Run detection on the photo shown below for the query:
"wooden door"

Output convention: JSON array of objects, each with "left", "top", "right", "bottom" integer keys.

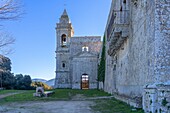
[{"left": 81, "top": 74, "right": 89, "bottom": 89}]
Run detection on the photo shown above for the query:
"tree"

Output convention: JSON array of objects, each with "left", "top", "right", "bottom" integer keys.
[
  {"left": 0, "top": 55, "right": 14, "bottom": 89},
  {"left": 1, "top": 72, "right": 15, "bottom": 89},
  {"left": 0, "top": 0, "right": 21, "bottom": 21},
  {"left": 14, "top": 74, "right": 32, "bottom": 90},
  {"left": 14, "top": 74, "right": 23, "bottom": 89},
  {"left": 0, "top": 54, "right": 11, "bottom": 71},
  {"left": 98, "top": 35, "right": 106, "bottom": 83},
  {"left": 22, "top": 75, "right": 32, "bottom": 89},
  {"left": 0, "top": 0, "right": 22, "bottom": 54}
]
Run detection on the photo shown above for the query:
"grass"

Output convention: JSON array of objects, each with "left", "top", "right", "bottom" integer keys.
[
  {"left": 91, "top": 98, "right": 144, "bottom": 113},
  {"left": 0, "top": 90, "right": 22, "bottom": 95},
  {"left": 51, "top": 89, "right": 111, "bottom": 98},
  {"left": 0, "top": 89, "right": 111, "bottom": 104},
  {"left": 0, "top": 89, "right": 144, "bottom": 113}
]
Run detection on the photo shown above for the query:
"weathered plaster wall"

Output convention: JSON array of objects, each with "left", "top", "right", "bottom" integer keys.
[{"left": 72, "top": 55, "right": 98, "bottom": 89}]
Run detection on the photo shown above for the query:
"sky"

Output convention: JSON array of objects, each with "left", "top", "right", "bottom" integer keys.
[{"left": 3, "top": 0, "right": 111, "bottom": 80}]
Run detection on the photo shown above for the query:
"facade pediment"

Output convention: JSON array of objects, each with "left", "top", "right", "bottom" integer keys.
[{"left": 74, "top": 52, "right": 97, "bottom": 58}]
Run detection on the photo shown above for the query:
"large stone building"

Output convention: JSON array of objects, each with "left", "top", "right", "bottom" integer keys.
[
  {"left": 104, "top": 0, "right": 170, "bottom": 112},
  {"left": 54, "top": 10, "right": 101, "bottom": 89}
]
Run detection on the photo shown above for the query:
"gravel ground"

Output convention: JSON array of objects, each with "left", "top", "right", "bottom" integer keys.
[{"left": 0, "top": 101, "right": 97, "bottom": 113}]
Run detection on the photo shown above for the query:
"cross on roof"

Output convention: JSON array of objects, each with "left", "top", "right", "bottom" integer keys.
[{"left": 64, "top": 0, "right": 67, "bottom": 8}]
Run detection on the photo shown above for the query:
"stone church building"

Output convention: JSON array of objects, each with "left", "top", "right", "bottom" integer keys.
[
  {"left": 104, "top": 0, "right": 170, "bottom": 112},
  {"left": 54, "top": 10, "right": 101, "bottom": 89}
]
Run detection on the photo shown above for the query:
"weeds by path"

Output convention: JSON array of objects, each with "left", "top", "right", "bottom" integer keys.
[{"left": 91, "top": 98, "right": 144, "bottom": 113}]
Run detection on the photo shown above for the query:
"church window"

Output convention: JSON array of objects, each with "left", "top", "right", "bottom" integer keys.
[
  {"left": 61, "top": 34, "right": 67, "bottom": 47},
  {"left": 113, "top": 65, "right": 116, "bottom": 71},
  {"left": 62, "top": 63, "right": 65, "bottom": 68},
  {"left": 82, "top": 46, "right": 89, "bottom": 52}
]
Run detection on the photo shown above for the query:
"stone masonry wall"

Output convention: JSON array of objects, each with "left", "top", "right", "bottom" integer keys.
[
  {"left": 143, "top": 83, "right": 170, "bottom": 113},
  {"left": 70, "top": 36, "right": 101, "bottom": 89},
  {"left": 105, "top": 0, "right": 156, "bottom": 97},
  {"left": 71, "top": 53, "right": 99, "bottom": 89},
  {"left": 104, "top": 0, "right": 170, "bottom": 109},
  {"left": 154, "top": 0, "right": 170, "bottom": 82},
  {"left": 70, "top": 36, "right": 101, "bottom": 58}
]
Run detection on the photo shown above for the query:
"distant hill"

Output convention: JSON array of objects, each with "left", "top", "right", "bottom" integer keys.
[
  {"left": 45, "top": 78, "right": 55, "bottom": 87},
  {"left": 32, "top": 78, "right": 55, "bottom": 87},
  {"left": 32, "top": 78, "right": 47, "bottom": 83}
]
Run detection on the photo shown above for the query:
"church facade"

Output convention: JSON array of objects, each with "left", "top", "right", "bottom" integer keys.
[{"left": 54, "top": 10, "right": 101, "bottom": 89}]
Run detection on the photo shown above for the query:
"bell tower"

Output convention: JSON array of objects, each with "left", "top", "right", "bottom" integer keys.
[
  {"left": 56, "top": 9, "right": 74, "bottom": 50},
  {"left": 55, "top": 9, "right": 74, "bottom": 88}
]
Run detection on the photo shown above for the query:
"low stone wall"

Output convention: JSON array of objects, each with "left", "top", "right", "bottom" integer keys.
[
  {"left": 113, "top": 93, "right": 142, "bottom": 108},
  {"left": 143, "top": 82, "right": 170, "bottom": 113}
]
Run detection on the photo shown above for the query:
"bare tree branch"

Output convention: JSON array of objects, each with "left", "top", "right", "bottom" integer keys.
[
  {"left": 0, "top": 0, "right": 22, "bottom": 21},
  {"left": 0, "top": 0, "right": 23, "bottom": 55},
  {"left": 0, "top": 32, "right": 15, "bottom": 55}
]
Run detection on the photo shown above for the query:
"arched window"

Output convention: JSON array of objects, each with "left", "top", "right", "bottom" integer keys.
[
  {"left": 82, "top": 46, "right": 89, "bottom": 52},
  {"left": 61, "top": 34, "right": 66, "bottom": 46}
]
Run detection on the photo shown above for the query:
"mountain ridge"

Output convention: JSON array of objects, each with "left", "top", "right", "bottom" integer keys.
[{"left": 32, "top": 78, "right": 55, "bottom": 87}]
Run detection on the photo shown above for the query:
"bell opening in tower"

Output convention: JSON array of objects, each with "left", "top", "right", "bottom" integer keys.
[{"left": 61, "top": 34, "right": 67, "bottom": 47}]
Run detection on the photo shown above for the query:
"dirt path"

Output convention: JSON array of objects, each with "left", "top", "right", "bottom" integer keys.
[
  {"left": 0, "top": 91, "right": 26, "bottom": 99},
  {"left": 0, "top": 93, "right": 113, "bottom": 113},
  {"left": 0, "top": 101, "right": 97, "bottom": 113},
  {"left": 0, "top": 93, "right": 20, "bottom": 99}
]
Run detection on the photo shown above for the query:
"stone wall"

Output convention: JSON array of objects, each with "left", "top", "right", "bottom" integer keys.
[
  {"left": 143, "top": 83, "right": 170, "bottom": 113},
  {"left": 105, "top": 0, "right": 154, "bottom": 97},
  {"left": 154, "top": 0, "right": 170, "bottom": 82},
  {"left": 55, "top": 51, "right": 72, "bottom": 88},
  {"left": 70, "top": 36, "right": 101, "bottom": 89},
  {"left": 104, "top": 0, "right": 170, "bottom": 110},
  {"left": 70, "top": 36, "right": 101, "bottom": 57},
  {"left": 71, "top": 53, "right": 98, "bottom": 89}
]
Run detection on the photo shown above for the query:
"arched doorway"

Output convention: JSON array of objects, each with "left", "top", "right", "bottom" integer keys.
[{"left": 81, "top": 73, "right": 89, "bottom": 89}]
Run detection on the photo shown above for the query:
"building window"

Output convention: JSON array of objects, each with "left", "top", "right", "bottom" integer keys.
[
  {"left": 113, "top": 64, "right": 116, "bottom": 71},
  {"left": 61, "top": 34, "right": 66, "bottom": 47},
  {"left": 62, "top": 63, "right": 65, "bottom": 68},
  {"left": 82, "top": 46, "right": 89, "bottom": 52}
]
